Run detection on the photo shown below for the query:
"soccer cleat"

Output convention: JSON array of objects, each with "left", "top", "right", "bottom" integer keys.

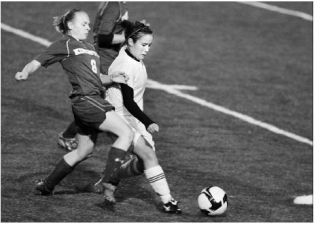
[
  {"left": 79, "top": 154, "right": 137, "bottom": 194},
  {"left": 57, "top": 132, "right": 78, "bottom": 151},
  {"left": 75, "top": 181, "right": 104, "bottom": 194},
  {"left": 162, "top": 199, "right": 182, "bottom": 214},
  {"left": 35, "top": 179, "right": 53, "bottom": 196},
  {"left": 82, "top": 178, "right": 104, "bottom": 194},
  {"left": 102, "top": 182, "right": 117, "bottom": 204}
]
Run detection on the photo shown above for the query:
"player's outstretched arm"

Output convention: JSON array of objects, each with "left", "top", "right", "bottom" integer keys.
[
  {"left": 15, "top": 60, "right": 41, "bottom": 81},
  {"left": 100, "top": 72, "right": 129, "bottom": 85}
]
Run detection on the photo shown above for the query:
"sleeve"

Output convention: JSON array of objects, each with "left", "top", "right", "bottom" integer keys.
[
  {"left": 96, "top": 33, "right": 114, "bottom": 48},
  {"left": 120, "top": 83, "right": 154, "bottom": 128},
  {"left": 34, "top": 40, "right": 68, "bottom": 68}
]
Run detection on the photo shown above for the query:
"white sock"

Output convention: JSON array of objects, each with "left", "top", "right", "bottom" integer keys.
[{"left": 144, "top": 165, "right": 172, "bottom": 204}]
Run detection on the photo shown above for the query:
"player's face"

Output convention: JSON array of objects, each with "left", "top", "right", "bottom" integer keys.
[
  {"left": 129, "top": 34, "right": 153, "bottom": 61},
  {"left": 69, "top": 12, "right": 90, "bottom": 40}
]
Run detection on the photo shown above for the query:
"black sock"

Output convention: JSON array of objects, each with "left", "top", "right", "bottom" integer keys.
[
  {"left": 104, "top": 153, "right": 144, "bottom": 186},
  {"left": 102, "top": 147, "right": 128, "bottom": 184},
  {"left": 63, "top": 121, "right": 78, "bottom": 138},
  {"left": 118, "top": 154, "right": 144, "bottom": 178},
  {"left": 45, "top": 158, "right": 74, "bottom": 190}
]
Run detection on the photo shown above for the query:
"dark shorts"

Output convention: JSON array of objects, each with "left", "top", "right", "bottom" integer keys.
[{"left": 71, "top": 95, "right": 115, "bottom": 135}]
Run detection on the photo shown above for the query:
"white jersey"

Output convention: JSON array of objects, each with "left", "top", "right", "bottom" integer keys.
[
  {"left": 106, "top": 47, "right": 147, "bottom": 116},
  {"left": 106, "top": 47, "right": 155, "bottom": 149}
]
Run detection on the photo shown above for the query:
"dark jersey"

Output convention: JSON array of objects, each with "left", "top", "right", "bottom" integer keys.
[
  {"left": 92, "top": 2, "right": 128, "bottom": 74},
  {"left": 35, "top": 35, "right": 104, "bottom": 98}
]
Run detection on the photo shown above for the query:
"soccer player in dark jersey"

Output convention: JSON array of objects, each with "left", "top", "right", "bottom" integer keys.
[
  {"left": 15, "top": 9, "right": 134, "bottom": 203},
  {"left": 58, "top": 2, "right": 129, "bottom": 151},
  {"left": 53, "top": 2, "right": 146, "bottom": 198}
]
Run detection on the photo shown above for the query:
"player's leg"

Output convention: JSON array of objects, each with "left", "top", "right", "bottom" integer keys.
[
  {"left": 81, "top": 144, "right": 144, "bottom": 194},
  {"left": 133, "top": 136, "right": 181, "bottom": 214},
  {"left": 106, "top": 133, "right": 144, "bottom": 181},
  {"left": 36, "top": 132, "right": 97, "bottom": 195},
  {"left": 105, "top": 121, "right": 152, "bottom": 181},
  {"left": 117, "top": 152, "right": 144, "bottom": 178},
  {"left": 58, "top": 120, "right": 79, "bottom": 151},
  {"left": 115, "top": 121, "right": 155, "bottom": 179},
  {"left": 98, "top": 110, "right": 134, "bottom": 203},
  {"left": 90, "top": 125, "right": 145, "bottom": 193}
]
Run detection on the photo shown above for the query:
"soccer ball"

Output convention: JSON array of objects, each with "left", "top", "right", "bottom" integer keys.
[{"left": 198, "top": 186, "right": 228, "bottom": 216}]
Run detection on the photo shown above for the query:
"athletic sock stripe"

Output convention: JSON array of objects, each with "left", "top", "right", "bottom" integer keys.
[
  {"left": 148, "top": 173, "right": 165, "bottom": 181},
  {"left": 148, "top": 175, "right": 165, "bottom": 183},
  {"left": 148, "top": 173, "right": 165, "bottom": 183}
]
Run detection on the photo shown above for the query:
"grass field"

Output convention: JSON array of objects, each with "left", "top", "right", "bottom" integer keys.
[{"left": 1, "top": 1, "right": 313, "bottom": 222}]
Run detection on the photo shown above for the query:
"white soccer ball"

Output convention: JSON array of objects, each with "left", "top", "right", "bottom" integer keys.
[{"left": 198, "top": 186, "right": 228, "bottom": 216}]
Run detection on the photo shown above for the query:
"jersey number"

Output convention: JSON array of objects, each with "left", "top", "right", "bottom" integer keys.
[{"left": 91, "top": 59, "right": 97, "bottom": 74}]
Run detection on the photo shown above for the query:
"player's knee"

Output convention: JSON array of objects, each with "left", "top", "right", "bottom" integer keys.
[
  {"left": 140, "top": 148, "right": 158, "bottom": 165},
  {"left": 121, "top": 129, "right": 134, "bottom": 145},
  {"left": 76, "top": 143, "right": 94, "bottom": 161}
]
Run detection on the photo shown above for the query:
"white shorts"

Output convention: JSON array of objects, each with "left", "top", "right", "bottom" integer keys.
[{"left": 122, "top": 115, "right": 155, "bottom": 151}]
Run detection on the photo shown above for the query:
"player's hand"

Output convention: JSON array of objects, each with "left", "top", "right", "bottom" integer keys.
[
  {"left": 15, "top": 71, "right": 28, "bottom": 81},
  {"left": 147, "top": 123, "right": 159, "bottom": 134},
  {"left": 110, "top": 72, "right": 129, "bottom": 84},
  {"left": 121, "top": 11, "right": 129, "bottom": 21},
  {"left": 140, "top": 19, "right": 150, "bottom": 26}
]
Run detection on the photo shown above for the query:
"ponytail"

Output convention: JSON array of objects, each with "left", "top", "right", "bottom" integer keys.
[{"left": 53, "top": 9, "right": 81, "bottom": 34}]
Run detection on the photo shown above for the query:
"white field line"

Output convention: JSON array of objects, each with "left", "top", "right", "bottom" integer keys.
[
  {"left": 2, "top": 22, "right": 313, "bottom": 146},
  {"left": 148, "top": 84, "right": 198, "bottom": 91},
  {"left": 1, "top": 23, "right": 52, "bottom": 47},
  {"left": 1, "top": 23, "right": 197, "bottom": 92},
  {"left": 293, "top": 195, "right": 313, "bottom": 205},
  {"left": 147, "top": 80, "right": 313, "bottom": 146},
  {"left": 238, "top": 2, "right": 313, "bottom": 21}
]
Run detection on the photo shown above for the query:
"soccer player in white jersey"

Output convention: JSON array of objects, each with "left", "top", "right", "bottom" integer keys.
[{"left": 104, "top": 21, "right": 181, "bottom": 214}]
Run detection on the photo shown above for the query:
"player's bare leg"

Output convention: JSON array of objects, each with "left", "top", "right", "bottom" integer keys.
[
  {"left": 98, "top": 111, "right": 134, "bottom": 204},
  {"left": 36, "top": 133, "right": 96, "bottom": 195}
]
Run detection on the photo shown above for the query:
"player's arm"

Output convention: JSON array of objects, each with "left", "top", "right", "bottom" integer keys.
[
  {"left": 97, "top": 19, "right": 133, "bottom": 48},
  {"left": 120, "top": 83, "right": 159, "bottom": 133},
  {"left": 15, "top": 60, "right": 42, "bottom": 81},
  {"left": 100, "top": 72, "right": 129, "bottom": 85},
  {"left": 96, "top": 31, "right": 125, "bottom": 48},
  {"left": 113, "top": 31, "right": 126, "bottom": 44},
  {"left": 15, "top": 40, "right": 67, "bottom": 81}
]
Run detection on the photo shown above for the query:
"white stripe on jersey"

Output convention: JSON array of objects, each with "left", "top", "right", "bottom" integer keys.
[{"left": 66, "top": 39, "right": 70, "bottom": 57}]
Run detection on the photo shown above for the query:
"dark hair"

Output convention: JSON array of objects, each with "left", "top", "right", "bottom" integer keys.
[
  {"left": 124, "top": 21, "right": 153, "bottom": 44},
  {"left": 53, "top": 9, "right": 82, "bottom": 34}
]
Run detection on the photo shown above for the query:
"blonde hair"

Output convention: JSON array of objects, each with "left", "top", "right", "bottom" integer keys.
[{"left": 53, "top": 9, "right": 82, "bottom": 34}]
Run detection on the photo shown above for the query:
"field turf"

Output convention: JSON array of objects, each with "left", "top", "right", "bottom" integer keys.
[{"left": 1, "top": 2, "right": 313, "bottom": 222}]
